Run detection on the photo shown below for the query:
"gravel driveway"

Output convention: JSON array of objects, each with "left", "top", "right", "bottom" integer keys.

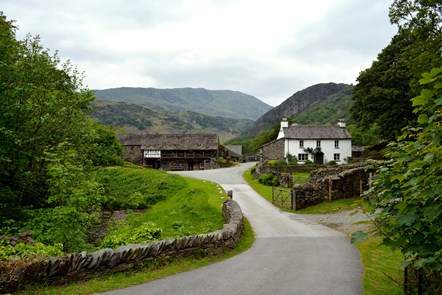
[{"left": 293, "top": 209, "right": 374, "bottom": 236}]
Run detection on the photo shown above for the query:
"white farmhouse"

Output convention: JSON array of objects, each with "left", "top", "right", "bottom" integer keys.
[{"left": 260, "top": 118, "right": 352, "bottom": 164}]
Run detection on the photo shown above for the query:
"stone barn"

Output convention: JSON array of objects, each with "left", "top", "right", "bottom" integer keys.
[{"left": 118, "top": 133, "right": 220, "bottom": 170}]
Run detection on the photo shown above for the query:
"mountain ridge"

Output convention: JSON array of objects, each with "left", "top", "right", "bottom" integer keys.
[
  {"left": 244, "top": 82, "right": 352, "bottom": 136},
  {"left": 93, "top": 87, "right": 272, "bottom": 121}
]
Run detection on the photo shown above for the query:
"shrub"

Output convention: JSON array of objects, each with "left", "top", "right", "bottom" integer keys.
[
  {"left": 258, "top": 173, "right": 280, "bottom": 186},
  {"left": 0, "top": 240, "right": 63, "bottom": 260},
  {"left": 328, "top": 160, "right": 337, "bottom": 165},
  {"left": 101, "top": 221, "right": 162, "bottom": 249},
  {"left": 305, "top": 160, "right": 314, "bottom": 165},
  {"left": 266, "top": 160, "right": 276, "bottom": 166},
  {"left": 275, "top": 160, "right": 288, "bottom": 166}
]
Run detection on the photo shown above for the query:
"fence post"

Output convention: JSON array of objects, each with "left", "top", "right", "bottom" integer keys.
[
  {"left": 328, "top": 176, "right": 332, "bottom": 202},
  {"left": 291, "top": 190, "right": 296, "bottom": 211}
]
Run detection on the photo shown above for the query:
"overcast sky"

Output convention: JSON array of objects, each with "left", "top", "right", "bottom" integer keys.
[{"left": 3, "top": 0, "right": 397, "bottom": 106}]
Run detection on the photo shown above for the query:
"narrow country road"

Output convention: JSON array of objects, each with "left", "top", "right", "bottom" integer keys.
[{"left": 102, "top": 162, "right": 362, "bottom": 295}]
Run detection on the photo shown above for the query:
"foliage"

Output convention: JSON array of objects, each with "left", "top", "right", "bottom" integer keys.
[
  {"left": 0, "top": 240, "right": 63, "bottom": 260},
  {"left": 350, "top": 2, "right": 442, "bottom": 141},
  {"left": 365, "top": 67, "right": 442, "bottom": 274},
  {"left": 101, "top": 221, "right": 162, "bottom": 249},
  {"left": 258, "top": 173, "right": 279, "bottom": 187},
  {"left": 0, "top": 13, "right": 122, "bottom": 229}
]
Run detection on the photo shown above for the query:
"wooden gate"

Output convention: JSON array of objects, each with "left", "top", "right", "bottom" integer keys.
[{"left": 272, "top": 187, "right": 295, "bottom": 210}]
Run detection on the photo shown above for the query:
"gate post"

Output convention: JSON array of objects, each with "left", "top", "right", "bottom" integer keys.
[{"left": 291, "top": 190, "right": 296, "bottom": 211}]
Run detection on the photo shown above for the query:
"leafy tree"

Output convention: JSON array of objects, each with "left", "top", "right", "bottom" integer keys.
[
  {"left": 0, "top": 12, "right": 122, "bottom": 237},
  {"left": 363, "top": 67, "right": 442, "bottom": 277},
  {"left": 350, "top": 1, "right": 442, "bottom": 140}
]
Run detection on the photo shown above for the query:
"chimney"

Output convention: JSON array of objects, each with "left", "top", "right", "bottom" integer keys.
[
  {"left": 337, "top": 119, "right": 346, "bottom": 128},
  {"left": 277, "top": 118, "right": 289, "bottom": 139}
]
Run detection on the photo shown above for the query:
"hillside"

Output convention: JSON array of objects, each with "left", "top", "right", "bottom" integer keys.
[
  {"left": 91, "top": 100, "right": 253, "bottom": 141},
  {"left": 93, "top": 87, "right": 272, "bottom": 120},
  {"left": 244, "top": 83, "right": 353, "bottom": 136}
]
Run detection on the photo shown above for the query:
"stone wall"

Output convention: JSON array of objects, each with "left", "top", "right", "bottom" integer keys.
[
  {"left": 122, "top": 145, "right": 144, "bottom": 165},
  {"left": 0, "top": 199, "right": 243, "bottom": 293},
  {"left": 291, "top": 162, "right": 378, "bottom": 210},
  {"left": 260, "top": 139, "right": 284, "bottom": 163}
]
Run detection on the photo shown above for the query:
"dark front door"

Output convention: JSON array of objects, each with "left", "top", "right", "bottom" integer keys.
[{"left": 314, "top": 152, "right": 324, "bottom": 164}]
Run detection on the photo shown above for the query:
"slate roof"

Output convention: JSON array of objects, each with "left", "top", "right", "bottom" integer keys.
[
  {"left": 282, "top": 125, "right": 351, "bottom": 139},
  {"left": 118, "top": 134, "right": 219, "bottom": 150}
]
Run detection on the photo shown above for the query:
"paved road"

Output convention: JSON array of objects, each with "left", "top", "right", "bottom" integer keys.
[{"left": 102, "top": 163, "right": 362, "bottom": 295}]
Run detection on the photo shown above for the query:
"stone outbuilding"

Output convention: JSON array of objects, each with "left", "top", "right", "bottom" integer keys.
[{"left": 118, "top": 133, "right": 220, "bottom": 170}]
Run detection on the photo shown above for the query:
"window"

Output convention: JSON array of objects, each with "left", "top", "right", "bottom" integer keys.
[
  {"left": 298, "top": 153, "right": 308, "bottom": 161},
  {"left": 334, "top": 153, "right": 340, "bottom": 161},
  {"left": 335, "top": 140, "right": 339, "bottom": 149},
  {"left": 299, "top": 140, "right": 304, "bottom": 148},
  {"left": 316, "top": 140, "right": 321, "bottom": 148}
]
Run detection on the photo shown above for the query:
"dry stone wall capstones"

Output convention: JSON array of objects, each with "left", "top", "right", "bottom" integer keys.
[{"left": 0, "top": 199, "right": 243, "bottom": 293}]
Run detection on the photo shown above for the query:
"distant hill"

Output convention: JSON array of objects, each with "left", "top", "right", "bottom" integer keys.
[
  {"left": 93, "top": 87, "right": 272, "bottom": 120},
  {"left": 244, "top": 83, "right": 353, "bottom": 136},
  {"left": 91, "top": 100, "right": 253, "bottom": 142}
]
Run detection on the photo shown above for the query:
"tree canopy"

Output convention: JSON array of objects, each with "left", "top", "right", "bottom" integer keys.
[
  {"left": 350, "top": 0, "right": 442, "bottom": 140},
  {"left": 0, "top": 13, "right": 122, "bottom": 235}
]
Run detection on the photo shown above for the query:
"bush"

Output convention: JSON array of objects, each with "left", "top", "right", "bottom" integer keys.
[
  {"left": 258, "top": 173, "right": 280, "bottom": 186},
  {"left": 101, "top": 221, "right": 162, "bottom": 249},
  {"left": 305, "top": 160, "right": 314, "bottom": 165},
  {"left": 266, "top": 160, "right": 276, "bottom": 166},
  {"left": 328, "top": 160, "right": 337, "bottom": 165},
  {"left": 275, "top": 160, "right": 288, "bottom": 166}
]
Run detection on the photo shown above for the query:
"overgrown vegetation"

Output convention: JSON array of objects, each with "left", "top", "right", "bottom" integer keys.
[
  {"left": 0, "top": 13, "right": 123, "bottom": 254},
  {"left": 356, "top": 66, "right": 442, "bottom": 292}
]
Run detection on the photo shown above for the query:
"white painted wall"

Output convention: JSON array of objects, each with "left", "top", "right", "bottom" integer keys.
[{"left": 284, "top": 138, "right": 352, "bottom": 164}]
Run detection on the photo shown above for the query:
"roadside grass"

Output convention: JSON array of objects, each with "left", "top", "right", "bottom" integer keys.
[
  {"left": 243, "top": 167, "right": 403, "bottom": 295},
  {"left": 355, "top": 236, "right": 403, "bottom": 295},
  {"left": 20, "top": 218, "right": 255, "bottom": 295}
]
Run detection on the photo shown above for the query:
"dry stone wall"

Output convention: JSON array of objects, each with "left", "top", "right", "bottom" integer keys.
[{"left": 0, "top": 199, "right": 243, "bottom": 293}]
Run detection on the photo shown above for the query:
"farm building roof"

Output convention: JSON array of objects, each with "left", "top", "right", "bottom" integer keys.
[{"left": 118, "top": 134, "right": 219, "bottom": 150}]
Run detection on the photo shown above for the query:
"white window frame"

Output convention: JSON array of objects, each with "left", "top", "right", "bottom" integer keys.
[
  {"left": 298, "top": 153, "right": 308, "bottom": 161},
  {"left": 334, "top": 153, "right": 340, "bottom": 162},
  {"left": 334, "top": 140, "right": 339, "bottom": 149},
  {"left": 316, "top": 140, "right": 321, "bottom": 148},
  {"left": 299, "top": 140, "right": 304, "bottom": 148}
]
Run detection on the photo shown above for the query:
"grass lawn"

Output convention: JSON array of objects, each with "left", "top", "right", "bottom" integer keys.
[{"left": 243, "top": 167, "right": 404, "bottom": 295}]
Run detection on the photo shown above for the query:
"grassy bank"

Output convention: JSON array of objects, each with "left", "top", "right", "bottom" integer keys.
[{"left": 17, "top": 167, "right": 255, "bottom": 294}]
